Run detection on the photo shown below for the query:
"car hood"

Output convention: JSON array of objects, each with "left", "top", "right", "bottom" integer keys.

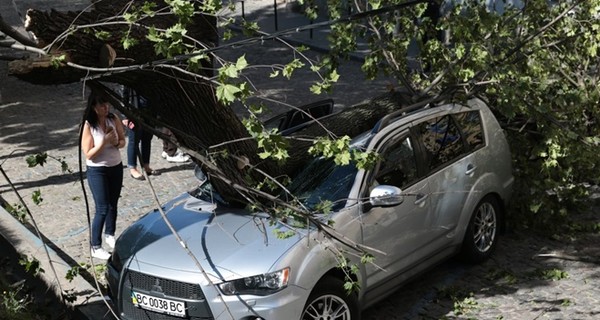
[{"left": 115, "top": 192, "right": 305, "bottom": 279}]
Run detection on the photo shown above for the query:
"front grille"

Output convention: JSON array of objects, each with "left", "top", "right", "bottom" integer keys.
[
  {"left": 125, "top": 270, "right": 204, "bottom": 300},
  {"left": 121, "top": 270, "right": 214, "bottom": 320}
]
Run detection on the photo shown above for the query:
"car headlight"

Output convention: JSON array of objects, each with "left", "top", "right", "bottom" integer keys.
[{"left": 218, "top": 268, "right": 290, "bottom": 296}]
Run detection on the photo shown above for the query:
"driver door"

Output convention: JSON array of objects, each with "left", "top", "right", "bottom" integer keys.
[{"left": 360, "top": 131, "right": 433, "bottom": 287}]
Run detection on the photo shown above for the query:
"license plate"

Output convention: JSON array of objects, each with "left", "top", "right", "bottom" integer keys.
[{"left": 131, "top": 291, "right": 186, "bottom": 317}]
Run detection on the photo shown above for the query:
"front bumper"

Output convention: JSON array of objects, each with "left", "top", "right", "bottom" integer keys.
[{"left": 107, "top": 262, "right": 310, "bottom": 320}]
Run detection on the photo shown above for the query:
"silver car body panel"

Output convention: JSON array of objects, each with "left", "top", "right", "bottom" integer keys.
[{"left": 108, "top": 97, "right": 514, "bottom": 319}]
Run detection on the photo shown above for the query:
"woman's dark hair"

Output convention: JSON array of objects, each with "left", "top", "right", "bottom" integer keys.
[{"left": 86, "top": 93, "right": 113, "bottom": 128}]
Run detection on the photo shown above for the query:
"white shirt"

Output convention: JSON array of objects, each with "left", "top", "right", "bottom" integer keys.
[{"left": 85, "top": 118, "right": 122, "bottom": 167}]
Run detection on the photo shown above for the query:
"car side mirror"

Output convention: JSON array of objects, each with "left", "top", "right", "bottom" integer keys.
[{"left": 369, "top": 185, "right": 404, "bottom": 207}]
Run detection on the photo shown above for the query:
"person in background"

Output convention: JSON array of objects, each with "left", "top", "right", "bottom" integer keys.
[
  {"left": 161, "top": 127, "right": 191, "bottom": 163},
  {"left": 122, "top": 87, "right": 157, "bottom": 180},
  {"left": 81, "top": 93, "right": 125, "bottom": 260}
]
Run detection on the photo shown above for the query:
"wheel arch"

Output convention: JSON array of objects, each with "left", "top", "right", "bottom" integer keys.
[
  {"left": 456, "top": 172, "right": 510, "bottom": 244},
  {"left": 301, "top": 271, "right": 362, "bottom": 320},
  {"left": 301, "top": 264, "right": 363, "bottom": 306}
]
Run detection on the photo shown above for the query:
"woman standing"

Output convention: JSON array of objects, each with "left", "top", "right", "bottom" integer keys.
[{"left": 81, "top": 94, "right": 125, "bottom": 260}]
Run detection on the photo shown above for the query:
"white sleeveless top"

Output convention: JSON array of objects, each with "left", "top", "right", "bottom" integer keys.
[{"left": 85, "top": 118, "right": 122, "bottom": 167}]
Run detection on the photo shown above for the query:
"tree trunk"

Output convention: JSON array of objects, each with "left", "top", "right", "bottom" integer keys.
[
  {"left": 3, "top": 0, "right": 413, "bottom": 206},
  {"left": 4, "top": 0, "right": 266, "bottom": 204}
]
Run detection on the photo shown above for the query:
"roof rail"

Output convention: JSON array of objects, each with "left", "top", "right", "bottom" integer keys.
[{"left": 371, "top": 100, "right": 432, "bottom": 134}]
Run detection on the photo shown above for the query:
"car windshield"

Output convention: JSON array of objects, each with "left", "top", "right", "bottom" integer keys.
[
  {"left": 189, "top": 157, "right": 358, "bottom": 212},
  {"left": 189, "top": 180, "right": 229, "bottom": 205},
  {"left": 286, "top": 157, "right": 358, "bottom": 212}
]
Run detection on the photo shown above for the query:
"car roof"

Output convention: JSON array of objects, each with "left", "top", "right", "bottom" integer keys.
[{"left": 349, "top": 96, "right": 489, "bottom": 149}]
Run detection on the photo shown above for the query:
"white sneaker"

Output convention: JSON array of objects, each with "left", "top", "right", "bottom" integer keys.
[
  {"left": 161, "top": 151, "right": 168, "bottom": 159},
  {"left": 105, "top": 235, "right": 116, "bottom": 249},
  {"left": 165, "top": 151, "right": 190, "bottom": 163},
  {"left": 91, "top": 247, "right": 111, "bottom": 260}
]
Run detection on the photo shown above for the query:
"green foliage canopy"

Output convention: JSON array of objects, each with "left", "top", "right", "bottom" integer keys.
[
  {"left": 119, "top": 0, "right": 600, "bottom": 231},
  {"left": 318, "top": 0, "right": 600, "bottom": 231}
]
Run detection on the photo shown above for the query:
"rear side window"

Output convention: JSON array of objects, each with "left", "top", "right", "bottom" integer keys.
[
  {"left": 416, "top": 115, "right": 465, "bottom": 169},
  {"left": 416, "top": 110, "right": 485, "bottom": 171},
  {"left": 454, "top": 110, "right": 485, "bottom": 150}
]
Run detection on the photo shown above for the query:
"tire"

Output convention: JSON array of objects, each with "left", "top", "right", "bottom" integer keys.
[
  {"left": 460, "top": 195, "right": 502, "bottom": 263},
  {"left": 301, "top": 276, "right": 360, "bottom": 320}
]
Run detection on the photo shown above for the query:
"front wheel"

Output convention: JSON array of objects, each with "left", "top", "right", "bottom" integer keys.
[
  {"left": 460, "top": 195, "right": 502, "bottom": 263},
  {"left": 301, "top": 276, "right": 360, "bottom": 320}
]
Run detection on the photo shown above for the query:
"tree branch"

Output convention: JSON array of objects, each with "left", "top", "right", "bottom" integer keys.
[{"left": 0, "top": 13, "right": 38, "bottom": 48}]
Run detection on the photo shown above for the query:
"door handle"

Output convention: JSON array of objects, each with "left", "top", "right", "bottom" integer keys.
[
  {"left": 465, "top": 164, "right": 477, "bottom": 175},
  {"left": 414, "top": 193, "right": 428, "bottom": 206}
]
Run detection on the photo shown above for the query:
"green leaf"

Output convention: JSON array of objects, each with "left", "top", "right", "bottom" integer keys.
[
  {"left": 50, "top": 55, "right": 66, "bottom": 69},
  {"left": 282, "top": 59, "right": 305, "bottom": 79},
  {"left": 166, "top": 0, "right": 196, "bottom": 23},
  {"left": 334, "top": 151, "right": 351, "bottom": 165},
  {"left": 310, "top": 83, "right": 323, "bottom": 95},
  {"left": 123, "top": 12, "right": 138, "bottom": 23},
  {"left": 370, "top": 0, "right": 382, "bottom": 10},
  {"left": 219, "top": 59, "right": 244, "bottom": 79},
  {"left": 146, "top": 27, "right": 162, "bottom": 42},
  {"left": 248, "top": 103, "right": 264, "bottom": 114},
  {"left": 235, "top": 55, "right": 248, "bottom": 70},
  {"left": 94, "top": 31, "right": 111, "bottom": 41},
  {"left": 258, "top": 151, "right": 271, "bottom": 159},
  {"left": 122, "top": 34, "right": 138, "bottom": 50},
  {"left": 216, "top": 84, "right": 242, "bottom": 104},
  {"left": 530, "top": 202, "right": 542, "bottom": 213},
  {"left": 32, "top": 190, "right": 43, "bottom": 205},
  {"left": 26, "top": 153, "right": 48, "bottom": 167},
  {"left": 241, "top": 21, "right": 260, "bottom": 36},
  {"left": 360, "top": 253, "right": 375, "bottom": 265},
  {"left": 328, "top": 69, "right": 340, "bottom": 82},
  {"left": 141, "top": 1, "right": 157, "bottom": 16},
  {"left": 314, "top": 200, "right": 333, "bottom": 214}
]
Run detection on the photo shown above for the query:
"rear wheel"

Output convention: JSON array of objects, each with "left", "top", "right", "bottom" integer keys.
[
  {"left": 301, "top": 276, "right": 359, "bottom": 320},
  {"left": 460, "top": 195, "right": 501, "bottom": 263}
]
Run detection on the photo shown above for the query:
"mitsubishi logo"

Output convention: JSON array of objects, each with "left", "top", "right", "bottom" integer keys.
[{"left": 151, "top": 279, "right": 163, "bottom": 293}]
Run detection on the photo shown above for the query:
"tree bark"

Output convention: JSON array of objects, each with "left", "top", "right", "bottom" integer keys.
[
  {"left": 3, "top": 0, "right": 285, "bottom": 204},
  {"left": 3, "top": 0, "right": 412, "bottom": 205}
]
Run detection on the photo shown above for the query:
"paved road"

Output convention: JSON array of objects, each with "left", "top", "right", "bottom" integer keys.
[{"left": 1, "top": 1, "right": 600, "bottom": 320}]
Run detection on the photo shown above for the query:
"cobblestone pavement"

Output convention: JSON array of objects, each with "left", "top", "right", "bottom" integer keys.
[{"left": 1, "top": 1, "right": 600, "bottom": 320}]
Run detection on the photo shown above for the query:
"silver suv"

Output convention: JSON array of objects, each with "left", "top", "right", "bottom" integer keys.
[{"left": 106, "top": 97, "right": 513, "bottom": 320}]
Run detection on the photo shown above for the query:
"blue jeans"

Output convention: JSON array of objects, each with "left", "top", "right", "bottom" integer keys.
[
  {"left": 87, "top": 163, "right": 123, "bottom": 248},
  {"left": 127, "top": 126, "right": 153, "bottom": 168}
]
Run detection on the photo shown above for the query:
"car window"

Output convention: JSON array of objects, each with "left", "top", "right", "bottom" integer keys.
[
  {"left": 286, "top": 101, "right": 333, "bottom": 129},
  {"left": 416, "top": 114, "right": 465, "bottom": 170},
  {"left": 189, "top": 181, "right": 229, "bottom": 205},
  {"left": 286, "top": 157, "right": 358, "bottom": 211},
  {"left": 263, "top": 99, "right": 334, "bottom": 132},
  {"left": 454, "top": 110, "right": 485, "bottom": 150},
  {"left": 373, "top": 135, "right": 418, "bottom": 189}
]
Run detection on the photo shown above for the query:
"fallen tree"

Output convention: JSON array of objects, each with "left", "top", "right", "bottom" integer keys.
[
  {"left": 3, "top": 0, "right": 313, "bottom": 205},
  {"left": 1, "top": 0, "right": 599, "bottom": 230},
  {"left": 2, "top": 1, "right": 600, "bottom": 317},
  {"left": 2, "top": 0, "right": 430, "bottom": 209}
]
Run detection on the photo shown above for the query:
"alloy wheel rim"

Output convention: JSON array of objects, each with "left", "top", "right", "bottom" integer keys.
[
  {"left": 302, "top": 294, "right": 351, "bottom": 320},
  {"left": 473, "top": 202, "right": 497, "bottom": 253}
]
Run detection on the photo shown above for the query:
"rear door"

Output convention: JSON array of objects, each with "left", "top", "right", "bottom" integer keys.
[{"left": 412, "top": 110, "right": 485, "bottom": 243}]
